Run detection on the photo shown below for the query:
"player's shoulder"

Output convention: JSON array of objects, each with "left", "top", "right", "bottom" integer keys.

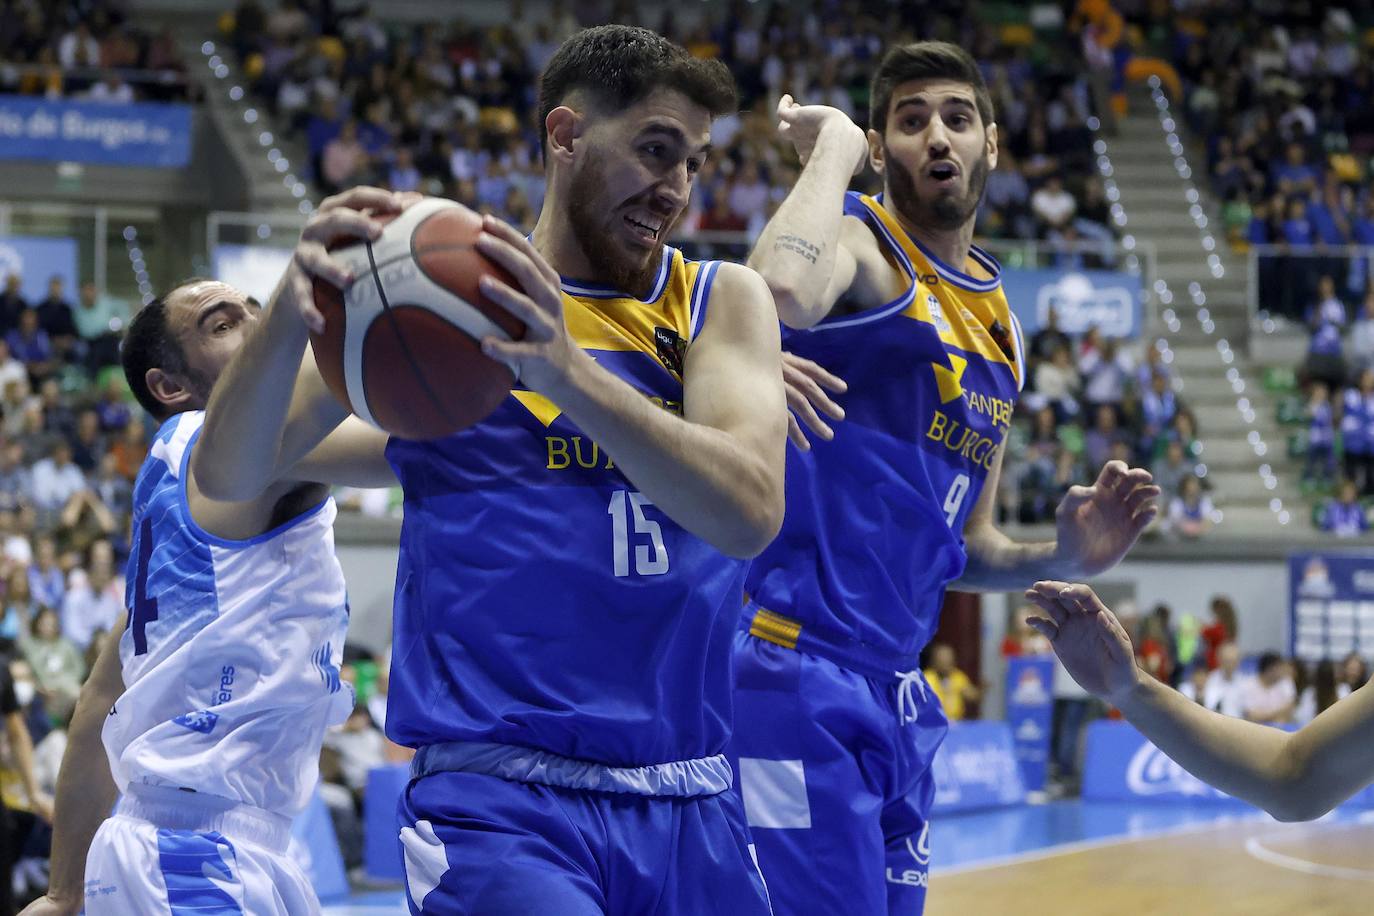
[{"left": 691, "top": 261, "right": 772, "bottom": 322}]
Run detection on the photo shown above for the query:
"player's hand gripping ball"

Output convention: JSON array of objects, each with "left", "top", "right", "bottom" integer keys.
[{"left": 310, "top": 197, "right": 525, "bottom": 440}]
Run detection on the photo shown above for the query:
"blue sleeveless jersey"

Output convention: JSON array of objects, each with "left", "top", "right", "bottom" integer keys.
[
  {"left": 385, "top": 247, "right": 748, "bottom": 766},
  {"left": 745, "top": 192, "right": 1026, "bottom": 662}
]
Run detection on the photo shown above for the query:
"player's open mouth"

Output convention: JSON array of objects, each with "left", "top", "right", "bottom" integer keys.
[
  {"left": 927, "top": 162, "right": 959, "bottom": 185},
  {"left": 624, "top": 214, "right": 663, "bottom": 244}
]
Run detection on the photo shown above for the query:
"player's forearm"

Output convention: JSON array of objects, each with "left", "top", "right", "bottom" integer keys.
[
  {"left": 548, "top": 353, "right": 783, "bottom": 558},
  {"left": 748, "top": 126, "right": 856, "bottom": 328},
  {"left": 951, "top": 522, "right": 1061, "bottom": 591},
  {"left": 1113, "top": 672, "right": 1352, "bottom": 821},
  {"left": 43, "top": 676, "right": 119, "bottom": 906},
  {"left": 194, "top": 278, "right": 314, "bottom": 500}
]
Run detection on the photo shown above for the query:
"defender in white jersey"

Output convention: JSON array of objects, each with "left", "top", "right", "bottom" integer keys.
[{"left": 23, "top": 188, "right": 407, "bottom": 916}]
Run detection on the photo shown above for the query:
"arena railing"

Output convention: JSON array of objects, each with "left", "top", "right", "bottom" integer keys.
[
  {"left": 206, "top": 212, "right": 1157, "bottom": 320},
  {"left": 1248, "top": 243, "right": 1374, "bottom": 331},
  {"left": 0, "top": 200, "right": 162, "bottom": 299}
]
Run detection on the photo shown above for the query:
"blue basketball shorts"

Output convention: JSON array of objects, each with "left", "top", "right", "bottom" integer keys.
[
  {"left": 727, "top": 628, "right": 949, "bottom": 916},
  {"left": 396, "top": 745, "right": 773, "bottom": 914}
]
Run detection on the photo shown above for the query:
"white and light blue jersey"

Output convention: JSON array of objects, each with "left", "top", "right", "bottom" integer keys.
[{"left": 103, "top": 410, "right": 353, "bottom": 816}]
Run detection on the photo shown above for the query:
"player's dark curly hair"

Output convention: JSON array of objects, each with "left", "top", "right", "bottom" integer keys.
[
  {"left": 121, "top": 278, "right": 206, "bottom": 419},
  {"left": 537, "top": 25, "right": 738, "bottom": 157},
  {"left": 869, "top": 41, "right": 995, "bottom": 136}
]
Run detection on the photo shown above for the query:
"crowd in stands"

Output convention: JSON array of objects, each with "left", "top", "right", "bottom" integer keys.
[
  {"left": 1000, "top": 309, "right": 1210, "bottom": 536},
  {"left": 1170, "top": 7, "right": 1374, "bottom": 284},
  {"left": 225, "top": 0, "right": 1118, "bottom": 262},
  {"left": 0, "top": 0, "right": 191, "bottom": 102},
  {"left": 0, "top": 269, "right": 144, "bottom": 903},
  {"left": 1149, "top": 3, "right": 1374, "bottom": 535}
]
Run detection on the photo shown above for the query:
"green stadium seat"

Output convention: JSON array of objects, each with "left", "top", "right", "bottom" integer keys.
[{"left": 1263, "top": 367, "right": 1297, "bottom": 394}]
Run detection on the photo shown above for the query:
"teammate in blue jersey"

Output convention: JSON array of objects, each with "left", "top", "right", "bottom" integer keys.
[
  {"left": 22, "top": 188, "right": 410, "bottom": 916},
  {"left": 190, "top": 25, "right": 786, "bottom": 916},
  {"left": 730, "top": 41, "right": 1160, "bottom": 915}
]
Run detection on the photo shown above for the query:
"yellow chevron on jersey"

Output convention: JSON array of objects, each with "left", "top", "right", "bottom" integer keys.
[
  {"left": 510, "top": 246, "right": 719, "bottom": 427},
  {"left": 557, "top": 246, "right": 711, "bottom": 362},
  {"left": 851, "top": 194, "right": 1025, "bottom": 391}
]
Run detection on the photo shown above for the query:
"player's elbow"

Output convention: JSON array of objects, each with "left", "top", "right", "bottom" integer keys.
[
  {"left": 1265, "top": 737, "right": 1333, "bottom": 822},
  {"left": 754, "top": 270, "right": 825, "bottom": 330},
  {"left": 1265, "top": 789, "right": 1332, "bottom": 823},
  {"left": 717, "top": 480, "right": 784, "bottom": 559},
  {"left": 772, "top": 285, "right": 828, "bottom": 331}
]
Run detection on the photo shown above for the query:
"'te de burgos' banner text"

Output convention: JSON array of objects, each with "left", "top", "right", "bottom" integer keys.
[{"left": 0, "top": 95, "right": 192, "bottom": 168}]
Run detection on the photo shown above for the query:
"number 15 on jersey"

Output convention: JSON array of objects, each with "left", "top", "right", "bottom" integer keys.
[{"left": 608, "top": 490, "right": 670, "bottom": 577}]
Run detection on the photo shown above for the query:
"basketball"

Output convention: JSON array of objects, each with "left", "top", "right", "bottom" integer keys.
[{"left": 309, "top": 197, "right": 525, "bottom": 440}]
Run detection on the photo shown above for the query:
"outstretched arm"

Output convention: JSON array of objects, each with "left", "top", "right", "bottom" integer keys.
[
  {"left": 747, "top": 95, "right": 870, "bottom": 329},
  {"left": 477, "top": 219, "right": 787, "bottom": 558},
  {"left": 22, "top": 617, "right": 125, "bottom": 916},
  {"left": 192, "top": 187, "right": 409, "bottom": 503},
  {"left": 953, "top": 455, "right": 1159, "bottom": 591},
  {"left": 1026, "top": 581, "right": 1374, "bottom": 822}
]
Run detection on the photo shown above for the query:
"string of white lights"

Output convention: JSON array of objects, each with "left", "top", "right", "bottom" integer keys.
[
  {"left": 124, "top": 225, "right": 153, "bottom": 307},
  {"left": 1084, "top": 111, "right": 1203, "bottom": 516},
  {"left": 200, "top": 41, "right": 315, "bottom": 217},
  {"left": 1139, "top": 76, "right": 1288, "bottom": 525}
]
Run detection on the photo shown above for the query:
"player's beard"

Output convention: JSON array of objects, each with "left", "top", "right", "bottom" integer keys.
[
  {"left": 567, "top": 155, "right": 670, "bottom": 299},
  {"left": 885, "top": 142, "right": 989, "bottom": 233}
]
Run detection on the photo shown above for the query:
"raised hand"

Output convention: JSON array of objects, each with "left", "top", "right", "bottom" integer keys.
[
  {"left": 274, "top": 187, "right": 422, "bottom": 333},
  {"left": 1024, "top": 581, "right": 1141, "bottom": 703},
  {"left": 776, "top": 93, "right": 868, "bottom": 174},
  {"left": 781, "top": 352, "right": 847, "bottom": 450},
  {"left": 1054, "top": 460, "right": 1160, "bottom": 577}
]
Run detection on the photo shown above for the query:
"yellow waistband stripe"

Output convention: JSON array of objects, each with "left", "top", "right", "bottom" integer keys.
[{"left": 748, "top": 607, "right": 802, "bottom": 651}]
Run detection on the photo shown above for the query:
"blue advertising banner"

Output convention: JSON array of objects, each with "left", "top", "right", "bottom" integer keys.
[
  {"left": 0, "top": 95, "right": 192, "bottom": 167},
  {"left": 931, "top": 721, "right": 1026, "bottom": 814},
  {"left": 1001, "top": 267, "right": 1143, "bottom": 339},
  {"left": 1083, "top": 720, "right": 1374, "bottom": 808},
  {"left": 363, "top": 763, "right": 409, "bottom": 881},
  {"left": 1289, "top": 551, "right": 1374, "bottom": 663},
  {"left": 290, "top": 786, "right": 349, "bottom": 902},
  {"left": 1005, "top": 656, "right": 1055, "bottom": 792},
  {"left": 1082, "top": 720, "right": 1246, "bottom": 805},
  {"left": 0, "top": 236, "right": 78, "bottom": 304}
]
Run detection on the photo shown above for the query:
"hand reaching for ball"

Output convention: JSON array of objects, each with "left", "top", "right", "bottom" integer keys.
[
  {"left": 473, "top": 215, "right": 583, "bottom": 394},
  {"left": 271, "top": 187, "right": 423, "bottom": 334}
]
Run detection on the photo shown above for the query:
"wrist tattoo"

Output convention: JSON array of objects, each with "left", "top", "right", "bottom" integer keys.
[{"left": 775, "top": 234, "right": 820, "bottom": 264}]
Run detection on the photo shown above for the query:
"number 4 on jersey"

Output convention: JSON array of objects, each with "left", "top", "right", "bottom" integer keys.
[{"left": 130, "top": 516, "right": 159, "bottom": 655}]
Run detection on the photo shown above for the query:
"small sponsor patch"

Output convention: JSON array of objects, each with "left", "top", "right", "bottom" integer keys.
[
  {"left": 172, "top": 709, "right": 219, "bottom": 734},
  {"left": 654, "top": 326, "right": 686, "bottom": 375}
]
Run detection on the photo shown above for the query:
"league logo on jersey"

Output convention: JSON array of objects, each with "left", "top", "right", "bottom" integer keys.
[
  {"left": 927, "top": 295, "right": 951, "bottom": 334},
  {"left": 654, "top": 326, "right": 686, "bottom": 376},
  {"left": 172, "top": 709, "right": 220, "bottom": 734}
]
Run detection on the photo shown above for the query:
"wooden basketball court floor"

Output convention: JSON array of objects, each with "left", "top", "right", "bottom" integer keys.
[
  {"left": 929, "top": 804, "right": 1374, "bottom": 916},
  {"left": 327, "top": 802, "right": 1374, "bottom": 914}
]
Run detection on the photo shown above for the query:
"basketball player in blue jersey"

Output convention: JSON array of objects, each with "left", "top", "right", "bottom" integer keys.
[
  {"left": 21, "top": 188, "right": 412, "bottom": 916},
  {"left": 184, "top": 25, "right": 785, "bottom": 916},
  {"left": 728, "top": 41, "right": 1160, "bottom": 915}
]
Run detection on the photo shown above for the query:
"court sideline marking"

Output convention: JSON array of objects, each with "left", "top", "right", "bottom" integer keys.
[
  {"left": 1244, "top": 832, "right": 1374, "bottom": 883},
  {"left": 933, "top": 815, "right": 1267, "bottom": 876}
]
